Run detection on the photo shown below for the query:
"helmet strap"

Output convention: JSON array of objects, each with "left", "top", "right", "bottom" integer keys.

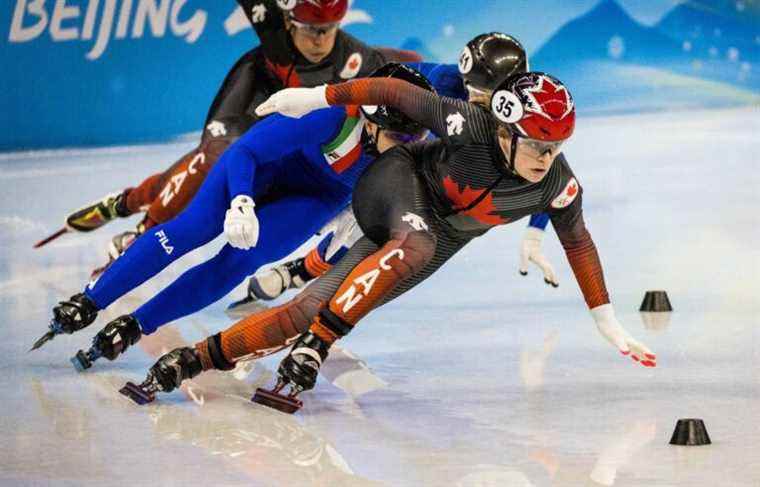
[{"left": 503, "top": 131, "right": 519, "bottom": 177}]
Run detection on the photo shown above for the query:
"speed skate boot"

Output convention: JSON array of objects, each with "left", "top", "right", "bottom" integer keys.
[
  {"left": 120, "top": 347, "right": 203, "bottom": 404},
  {"left": 34, "top": 190, "right": 132, "bottom": 249},
  {"left": 72, "top": 314, "right": 142, "bottom": 371},
  {"left": 31, "top": 293, "right": 99, "bottom": 351},
  {"left": 66, "top": 190, "right": 131, "bottom": 232},
  {"left": 252, "top": 331, "right": 330, "bottom": 414},
  {"left": 226, "top": 257, "right": 311, "bottom": 317}
]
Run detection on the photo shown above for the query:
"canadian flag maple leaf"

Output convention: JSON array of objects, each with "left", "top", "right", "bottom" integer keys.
[
  {"left": 443, "top": 176, "right": 506, "bottom": 226},
  {"left": 566, "top": 181, "right": 578, "bottom": 197},
  {"left": 524, "top": 76, "right": 573, "bottom": 119},
  {"left": 348, "top": 58, "right": 359, "bottom": 69},
  {"left": 266, "top": 59, "right": 301, "bottom": 87}
]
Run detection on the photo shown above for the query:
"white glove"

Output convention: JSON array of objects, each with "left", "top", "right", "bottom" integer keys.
[
  {"left": 224, "top": 195, "right": 259, "bottom": 249},
  {"left": 255, "top": 85, "right": 329, "bottom": 118},
  {"left": 519, "top": 226, "right": 559, "bottom": 287},
  {"left": 591, "top": 304, "right": 656, "bottom": 367}
]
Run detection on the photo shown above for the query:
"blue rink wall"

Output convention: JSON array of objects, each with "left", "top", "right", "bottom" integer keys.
[{"left": 2, "top": 0, "right": 759, "bottom": 151}]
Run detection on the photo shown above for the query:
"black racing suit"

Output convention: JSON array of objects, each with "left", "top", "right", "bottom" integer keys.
[
  {"left": 126, "top": 0, "right": 387, "bottom": 225},
  {"left": 197, "top": 79, "right": 610, "bottom": 367}
]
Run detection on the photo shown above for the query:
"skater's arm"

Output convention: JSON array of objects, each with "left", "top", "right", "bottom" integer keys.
[
  {"left": 256, "top": 78, "right": 487, "bottom": 142},
  {"left": 408, "top": 63, "right": 467, "bottom": 100},
  {"left": 549, "top": 192, "right": 610, "bottom": 309},
  {"left": 237, "top": 0, "right": 292, "bottom": 64},
  {"left": 376, "top": 47, "right": 422, "bottom": 63},
  {"left": 325, "top": 78, "right": 484, "bottom": 141},
  {"left": 224, "top": 109, "right": 347, "bottom": 199},
  {"left": 551, "top": 191, "right": 657, "bottom": 366}
]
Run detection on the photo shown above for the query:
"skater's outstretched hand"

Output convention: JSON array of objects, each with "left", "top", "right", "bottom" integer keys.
[
  {"left": 591, "top": 304, "right": 656, "bottom": 367},
  {"left": 519, "top": 227, "right": 559, "bottom": 288},
  {"left": 255, "top": 86, "right": 328, "bottom": 119},
  {"left": 224, "top": 195, "right": 259, "bottom": 250}
]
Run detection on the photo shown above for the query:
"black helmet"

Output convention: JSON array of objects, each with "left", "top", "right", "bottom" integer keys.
[
  {"left": 459, "top": 32, "right": 528, "bottom": 92},
  {"left": 360, "top": 63, "right": 434, "bottom": 137}
]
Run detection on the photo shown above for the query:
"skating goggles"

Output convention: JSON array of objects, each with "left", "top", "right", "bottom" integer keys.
[
  {"left": 290, "top": 19, "right": 340, "bottom": 37},
  {"left": 517, "top": 136, "right": 563, "bottom": 157}
]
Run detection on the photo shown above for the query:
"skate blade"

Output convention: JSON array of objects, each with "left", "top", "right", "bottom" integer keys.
[
  {"left": 119, "top": 382, "right": 155, "bottom": 405},
  {"left": 29, "top": 330, "right": 55, "bottom": 352},
  {"left": 251, "top": 388, "right": 302, "bottom": 414},
  {"left": 225, "top": 296, "right": 268, "bottom": 319},
  {"left": 70, "top": 350, "right": 92, "bottom": 372},
  {"left": 33, "top": 227, "right": 69, "bottom": 249}
]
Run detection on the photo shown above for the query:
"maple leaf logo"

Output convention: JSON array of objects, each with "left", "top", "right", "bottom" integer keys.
[
  {"left": 266, "top": 59, "right": 301, "bottom": 87},
  {"left": 566, "top": 181, "right": 577, "bottom": 197},
  {"left": 442, "top": 176, "right": 506, "bottom": 226},
  {"left": 523, "top": 75, "right": 574, "bottom": 120},
  {"left": 340, "top": 53, "right": 363, "bottom": 79}
]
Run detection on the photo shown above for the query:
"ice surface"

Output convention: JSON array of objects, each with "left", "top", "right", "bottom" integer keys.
[{"left": 1, "top": 107, "right": 758, "bottom": 486}]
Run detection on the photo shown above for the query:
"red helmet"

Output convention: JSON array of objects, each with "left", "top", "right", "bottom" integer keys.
[
  {"left": 490, "top": 72, "right": 575, "bottom": 142},
  {"left": 290, "top": 0, "right": 348, "bottom": 24}
]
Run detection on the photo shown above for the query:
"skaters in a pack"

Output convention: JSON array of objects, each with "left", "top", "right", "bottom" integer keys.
[
  {"left": 33, "top": 65, "right": 435, "bottom": 367},
  {"left": 230, "top": 32, "right": 557, "bottom": 313},
  {"left": 40, "top": 0, "right": 418, "bottom": 267},
  {"left": 127, "top": 70, "right": 656, "bottom": 408}
]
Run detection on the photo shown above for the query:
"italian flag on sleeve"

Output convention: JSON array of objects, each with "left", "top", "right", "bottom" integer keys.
[{"left": 321, "top": 106, "right": 364, "bottom": 174}]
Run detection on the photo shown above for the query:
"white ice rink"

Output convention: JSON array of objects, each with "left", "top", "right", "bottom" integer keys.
[{"left": 1, "top": 107, "right": 758, "bottom": 486}]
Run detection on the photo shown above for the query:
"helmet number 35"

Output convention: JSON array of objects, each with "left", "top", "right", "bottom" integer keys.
[{"left": 491, "top": 90, "right": 523, "bottom": 124}]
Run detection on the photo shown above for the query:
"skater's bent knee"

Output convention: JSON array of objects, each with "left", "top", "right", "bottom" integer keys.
[{"left": 390, "top": 230, "right": 436, "bottom": 275}]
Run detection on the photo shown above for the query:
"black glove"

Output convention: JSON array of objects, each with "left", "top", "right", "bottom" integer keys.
[
  {"left": 52, "top": 293, "right": 98, "bottom": 334},
  {"left": 149, "top": 347, "right": 203, "bottom": 393},
  {"left": 278, "top": 332, "right": 331, "bottom": 391},
  {"left": 93, "top": 314, "right": 142, "bottom": 360}
]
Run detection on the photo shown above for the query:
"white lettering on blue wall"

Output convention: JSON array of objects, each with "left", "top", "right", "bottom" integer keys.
[{"left": 9, "top": 0, "right": 207, "bottom": 61}]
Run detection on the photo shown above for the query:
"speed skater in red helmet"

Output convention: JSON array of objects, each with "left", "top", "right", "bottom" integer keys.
[
  {"left": 229, "top": 33, "right": 556, "bottom": 313},
  {"left": 127, "top": 71, "right": 655, "bottom": 409}
]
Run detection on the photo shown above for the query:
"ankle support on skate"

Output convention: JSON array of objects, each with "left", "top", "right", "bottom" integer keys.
[
  {"left": 197, "top": 333, "right": 235, "bottom": 371},
  {"left": 114, "top": 189, "right": 133, "bottom": 217},
  {"left": 310, "top": 309, "right": 352, "bottom": 344}
]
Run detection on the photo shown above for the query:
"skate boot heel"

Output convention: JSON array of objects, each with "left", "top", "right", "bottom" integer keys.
[
  {"left": 251, "top": 380, "right": 303, "bottom": 414},
  {"left": 71, "top": 345, "right": 102, "bottom": 372}
]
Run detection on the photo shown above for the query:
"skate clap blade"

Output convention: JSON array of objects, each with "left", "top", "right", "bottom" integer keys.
[
  {"left": 251, "top": 379, "right": 303, "bottom": 414},
  {"left": 71, "top": 344, "right": 103, "bottom": 372},
  {"left": 120, "top": 374, "right": 160, "bottom": 405},
  {"left": 33, "top": 227, "right": 69, "bottom": 249},
  {"left": 29, "top": 319, "right": 66, "bottom": 351}
]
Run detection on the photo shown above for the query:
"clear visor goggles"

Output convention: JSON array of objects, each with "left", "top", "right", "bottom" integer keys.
[
  {"left": 516, "top": 135, "right": 564, "bottom": 156},
  {"left": 290, "top": 18, "right": 340, "bottom": 37}
]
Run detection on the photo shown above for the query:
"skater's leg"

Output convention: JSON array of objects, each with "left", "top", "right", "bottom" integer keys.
[
  {"left": 124, "top": 170, "right": 170, "bottom": 216},
  {"left": 133, "top": 194, "right": 346, "bottom": 333},
  {"left": 142, "top": 137, "right": 232, "bottom": 227},
  {"left": 84, "top": 158, "right": 231, "bottom": 309},
  {"left": 196, "top": 237, "right": 380, "bottom": 368},
  {"left": 198, "top": 148, "right": 456, "bottom": 367}
]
